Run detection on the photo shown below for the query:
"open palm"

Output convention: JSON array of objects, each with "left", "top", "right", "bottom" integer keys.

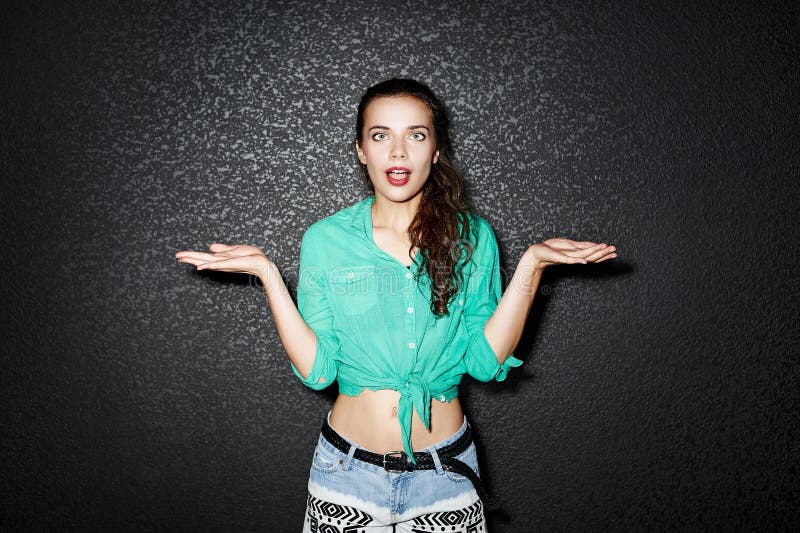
[
  {"left": 528, "top": 238, "right": 617, "bottom": 270},
  {"left": 175, "top": 243, "right": 272, "bottom": 278}
]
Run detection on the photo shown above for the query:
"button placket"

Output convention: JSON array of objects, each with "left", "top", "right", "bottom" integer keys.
[{"left": 405, "top": 264, "right": 418, "bottom": 357}]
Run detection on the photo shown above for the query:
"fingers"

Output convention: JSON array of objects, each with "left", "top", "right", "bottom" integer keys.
[
  {"left": 209, "top": 242, "right": 237, "bottom": 252},
  {"left": 563, "top": 240, "right": 600, "bottom": 249},
  {"left": 210, "top": 243, "right": 261, "bottom": 257},
  {"left": 548, "top": 250, "right": 588, "bottom": 265},
  {"left": 196, "top": 257, "right": 229, "bottom": 270},
  {"left": 563, "top": 242, "right": 608, "bottom": 258},
  {"left": 558, "top": 243, "right": 619, "bottom": 264},
  {"left": 543, "top": 238, "right": 587, "bottom": 251},
  {"left": 176, "top": 251, "right": 218, "bottom": 262},
  {"left": 581, "top": 243, "right": 611, "bottom": 257},
  {"left": 176, "top": 243, "right": 249, "bottom": 262},
  {"left": 180, "top": 253, "right": 230, "bottom": 267},
  {"left": 175, "top": 243, "right": 235, "bottom": 258},
  {"left": 594, "top": 253, "right": 618, "bottom": 263},
  {"left": 583, "top": 245, "right": 618, "bottom": 263},
  {"left": 177, "top": 256, "right": 211, "bottom": 268},
  {"left": 544, "top": 238, "right": 603, "bottom": 252},
  {"left": 193, "top": 255, "right": 238, "bottom": 271},
  {"left": 177, "top": 252, "right": 263, "bottom": 276}
]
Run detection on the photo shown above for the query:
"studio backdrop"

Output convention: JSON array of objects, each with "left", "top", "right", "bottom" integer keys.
[{"left": 2, "top": 1, "right": 798, "bottom": 531}]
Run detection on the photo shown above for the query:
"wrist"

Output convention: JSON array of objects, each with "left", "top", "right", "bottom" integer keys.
[
  {"left": 257, "top": 261, "right": 280, "bottom": 292},
  {"left": 522, "top": 245, "right": 547, "bottom": 273},
  {"left": 509, "top": 248, "right": 544, "bottom": 296}
]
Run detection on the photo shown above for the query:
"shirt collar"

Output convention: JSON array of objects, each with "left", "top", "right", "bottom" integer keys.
[
  {"left": 349, "top": 194, "right": 425, "bottom": 273},
  {"left": 348, "top": 194, "right": 375, "bottom": 238}
]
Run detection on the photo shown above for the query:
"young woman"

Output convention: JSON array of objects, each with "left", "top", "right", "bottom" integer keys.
[{"left": 176, "top": 79, "right": 617, "bottom": 531}]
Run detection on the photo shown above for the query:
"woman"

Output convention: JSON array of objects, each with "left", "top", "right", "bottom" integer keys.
[{"left": 176, "top": 78, "right": 617, "bottom": 531}]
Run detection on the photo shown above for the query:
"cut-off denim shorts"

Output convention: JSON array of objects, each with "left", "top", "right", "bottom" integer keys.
[{"left": 302, "top": 410, "right": 486, "bottom": 532}]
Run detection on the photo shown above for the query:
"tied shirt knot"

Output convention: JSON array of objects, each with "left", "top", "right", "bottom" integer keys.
[{"left": 395, "top": 372, "right": 431, "bottom": 463}]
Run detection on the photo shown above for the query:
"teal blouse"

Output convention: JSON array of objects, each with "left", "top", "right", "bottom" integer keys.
[{"left": 290, "top": 194, "right": 523, "bottom": 462}]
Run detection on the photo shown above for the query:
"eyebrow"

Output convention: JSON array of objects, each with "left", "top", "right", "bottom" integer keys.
[{"left": 368, "top": 125, "right": 431, "bottom": 132}]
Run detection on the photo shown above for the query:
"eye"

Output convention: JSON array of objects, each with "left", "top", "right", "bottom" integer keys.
[
  {"left": 371, "top": 132, "right": 389, "bottom": 141},
  {"left": 409, "top": 132, "right": 426, "bottom": 141}
]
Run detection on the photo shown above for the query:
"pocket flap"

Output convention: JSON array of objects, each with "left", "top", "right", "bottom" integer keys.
[{"left": 329, "top": 266, "right": 375, "bottom": 284}]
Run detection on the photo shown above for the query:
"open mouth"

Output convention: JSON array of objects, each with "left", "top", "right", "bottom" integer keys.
[{"left": 386, "top": 167, "right": 411, "bottom": 186}]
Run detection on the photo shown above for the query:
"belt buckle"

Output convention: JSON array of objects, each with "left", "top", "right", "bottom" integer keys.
[{"left": 383, "top": 451, "right": 411, "bottom": 473}]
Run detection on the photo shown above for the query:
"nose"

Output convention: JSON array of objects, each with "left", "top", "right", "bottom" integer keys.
[{"left": 391, "top": 139, "right": 407, "bottom": 159}]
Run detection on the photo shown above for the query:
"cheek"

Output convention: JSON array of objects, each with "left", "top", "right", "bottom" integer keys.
[
  {"left": 365, "top": 160, "right": 385, "bottom": 180},
  {"left": 362, "top": 144, "right": 384, "bottom": 162},
  {"left": 413, "top": 146, "right": 437, "bottom": 162},
  {"left": 360, "top": 149, "right": 378, "bottom": 167}
]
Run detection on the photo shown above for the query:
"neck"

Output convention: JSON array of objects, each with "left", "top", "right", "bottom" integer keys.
[{"left": 371, "top": 193, "right": 421, "bottom": 233}]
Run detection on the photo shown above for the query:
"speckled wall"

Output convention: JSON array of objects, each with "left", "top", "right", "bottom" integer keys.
[{"left": 2, "top": 0, "right": 798, "bottom": 531}]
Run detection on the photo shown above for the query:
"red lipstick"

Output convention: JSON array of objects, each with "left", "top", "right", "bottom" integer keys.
[{"left": 386, "top": 166, "right": 411, "bottom": 186}]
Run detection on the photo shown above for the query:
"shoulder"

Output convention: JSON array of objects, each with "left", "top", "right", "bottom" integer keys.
[
  {"left": 454, "top": 212, "right": 500, "bottom": 273},
  {"left": 465, "top": 212, "right": 494, "bottom": 234},
  {"left": 463, "top": 212, "right": 499, "bottom": 250},
  {"left": 302, "top": 196, "right": 370, "bottom": 243}
]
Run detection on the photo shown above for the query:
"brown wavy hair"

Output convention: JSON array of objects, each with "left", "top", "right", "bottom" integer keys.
[{"left": 355, "top": 78, "right": 475, "bottom": 317}]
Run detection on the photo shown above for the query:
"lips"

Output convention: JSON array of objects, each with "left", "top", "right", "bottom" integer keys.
[{"left": 386, "top": 166, "right": 411, "bottom": 186}]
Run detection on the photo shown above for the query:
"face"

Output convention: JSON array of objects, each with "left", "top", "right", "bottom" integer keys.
[{"left": 355, "top": 95, "right": 439, "bottom": 205}]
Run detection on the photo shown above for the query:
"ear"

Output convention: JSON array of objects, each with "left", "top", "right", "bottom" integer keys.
[
  {"left": 355, "top": 139, "right": 367, "bottom": 165},
  {"left": 433, "top": 149, "right": 439, "bottom": 165}
]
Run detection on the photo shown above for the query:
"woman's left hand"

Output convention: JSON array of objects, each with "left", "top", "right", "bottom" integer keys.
[{"left": 525, "top": 239, "right": 617, "bottom": 271}]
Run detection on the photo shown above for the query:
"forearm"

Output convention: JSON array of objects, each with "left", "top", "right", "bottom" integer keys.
[
  {"left": 258, "top": 263, "right": 321, "bottom": 381},
  {"left": 483, "top": 249, "right": 543, "bottom": 364}
]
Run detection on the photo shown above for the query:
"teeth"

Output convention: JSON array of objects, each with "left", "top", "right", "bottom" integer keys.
[{"left": 390, "top": 171, "right": 408, "bottom": 175}]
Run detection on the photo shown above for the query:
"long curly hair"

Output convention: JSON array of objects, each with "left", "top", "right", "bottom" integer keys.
[{"left": 354, "top": 78, "right": 476, "bottom": 317}]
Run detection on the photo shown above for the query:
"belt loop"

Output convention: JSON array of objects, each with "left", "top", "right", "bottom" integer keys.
[
  {"left": 430, "top": 446, "right": 444, "bottom": 475},
  {"left": 342, "top": 443, "right": 357, "bottom": 471}
]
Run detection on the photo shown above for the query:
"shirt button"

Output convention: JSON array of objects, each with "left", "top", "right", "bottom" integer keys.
[
  {"left": 458, "top": 299, "right": 463, "bottom": 305},
  {"left": 408, "top": 342, "right": 415, "bottom": 349},
  {"left": 406, "top": 272, "right": 412, "bottom": 279},
  {"left": 347, "top": 272, "right": 354, "bottom": 279},
  {"left": 407, "top": 307, "right": 414, "bottom": 314}
]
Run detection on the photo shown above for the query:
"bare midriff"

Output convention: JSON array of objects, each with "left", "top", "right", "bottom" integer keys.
[{"left": 329, "top": 389, "right": 465, "bottom": 453}]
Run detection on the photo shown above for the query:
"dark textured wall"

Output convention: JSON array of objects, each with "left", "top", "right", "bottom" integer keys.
[{"left": 2, "top": 1, "right": 798, "bottom": 531}]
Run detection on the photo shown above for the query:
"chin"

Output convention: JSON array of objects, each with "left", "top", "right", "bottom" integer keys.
[
  {"left": 375, "top": 185, "right": 426, "bottom": 204},
  {"left": 370, "top": 173, "right": 429, "bottom": 202}
]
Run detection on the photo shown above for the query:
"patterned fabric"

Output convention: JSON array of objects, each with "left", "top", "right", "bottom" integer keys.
[
  {"left": 303, "top": 494, "right": 486, "bottom": 533},
  {"left": 305, "top": 494, "right": 374, "bottom": 532},
  {"left": 301, "top": 413, "right": 486, "bottom": 532}
]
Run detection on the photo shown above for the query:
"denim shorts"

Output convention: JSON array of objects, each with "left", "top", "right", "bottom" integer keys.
[{"left": 302, "top": 411, "right": 486, "bottom": 532}]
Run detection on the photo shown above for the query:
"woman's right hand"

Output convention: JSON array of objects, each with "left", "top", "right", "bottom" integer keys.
[{"left": 175, "top": 243, "right": 273, "bottom": 281}]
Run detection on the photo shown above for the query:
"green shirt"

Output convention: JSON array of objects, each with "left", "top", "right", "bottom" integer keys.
[{"left": 291, "top": 194, "right": 523, "bottom": 461}]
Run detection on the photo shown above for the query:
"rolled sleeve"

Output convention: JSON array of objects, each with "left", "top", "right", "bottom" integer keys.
[
  {"left": 292, "top": 225, "right": 340, "bottom": 390},
  {"left": 462, "top": 216, "right": 524, "bottom": 382},
  {"left": 290, "top": 330, "right": 340, "bottom": 390}
]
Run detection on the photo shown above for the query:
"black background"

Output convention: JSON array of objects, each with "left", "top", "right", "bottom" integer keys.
[{"left": 2, "top": 1, "right": 798, "bottom": 531}]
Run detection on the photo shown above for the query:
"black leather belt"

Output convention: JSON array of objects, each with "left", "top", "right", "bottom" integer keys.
[{"left": 320, "top": 417, "right": 488, "bottom": 503}]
